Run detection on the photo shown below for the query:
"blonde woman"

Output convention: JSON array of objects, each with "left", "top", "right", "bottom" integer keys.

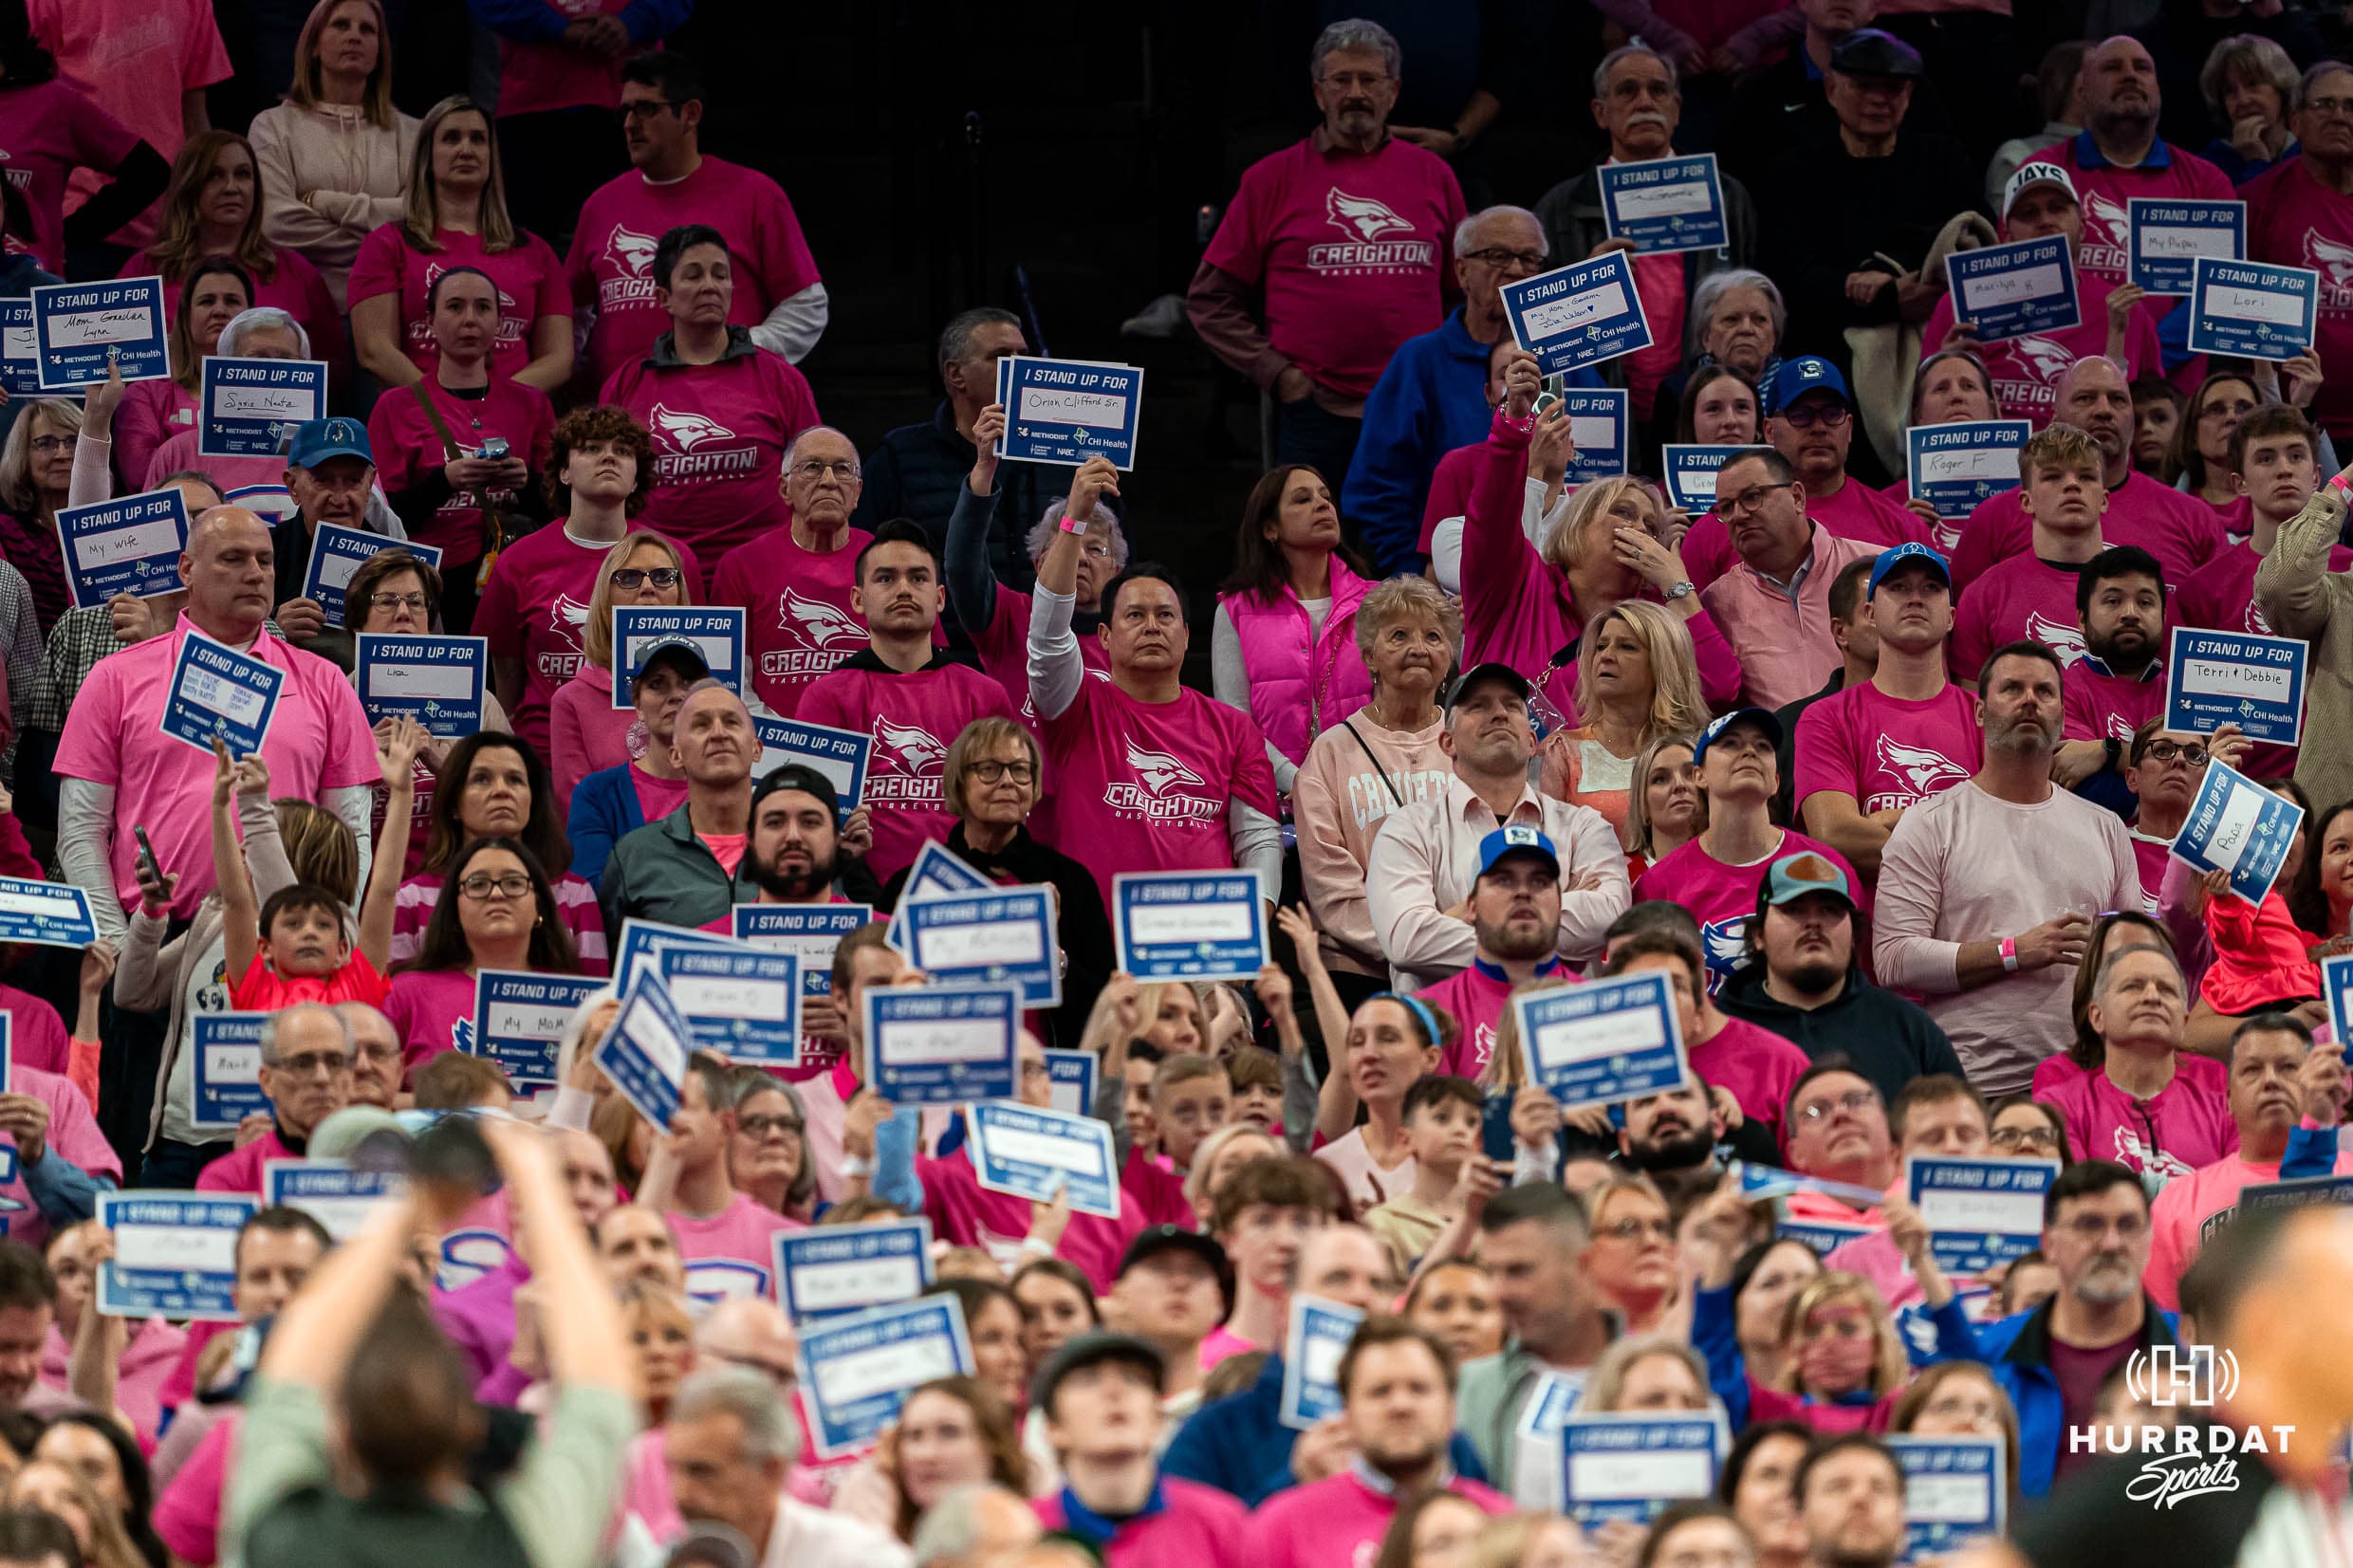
[
  {"left": 545, "top": 529, "right": 697, "bottom": 812},
  {"left": 1579, "top": 1174, "right": 1685, "bottom": 1336},
  {"left": 1538, "top": 601, "right": 1709, "bottom": 849},
  {"left": 1622, "top": 732, "right": 1704, "bottom": 876},
  {"left": 249, "top": 0, "right": 419, "bottom": 310},
  {"left": 348, "top": 95, "right": 570, "bottom": 391},
  {"left": 1584, "top": 1334, "right": 1714, "bottom": 1412}
]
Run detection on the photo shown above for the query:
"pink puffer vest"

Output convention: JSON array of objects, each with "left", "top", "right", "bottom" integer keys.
[{"left": 1220, "top": 560, "right": 1375, "bottom": 766}]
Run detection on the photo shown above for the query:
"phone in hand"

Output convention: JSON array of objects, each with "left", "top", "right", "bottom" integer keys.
[
  {"left": 132, "top": 826, "right": 161, "bottom": 890},
  {"left": 479, "top": 436, "right": 510, "bottom": 461},
  {"left": 1532, "top": 372, "right": 1566, "bottom": 418}
]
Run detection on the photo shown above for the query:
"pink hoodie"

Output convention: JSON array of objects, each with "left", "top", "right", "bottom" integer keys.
[{"left": 2031, "top": 1052, "right": 2238, "bottom": 1189}]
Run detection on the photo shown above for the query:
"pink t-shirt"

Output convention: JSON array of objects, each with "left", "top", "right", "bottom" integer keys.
[
  {"left": 195, "top": 1127, "right": 297, "bottom": 1196},
  {"left": 1950, "top": 553, "right": 2087, "bottom": 677},
  {"left": 1250, "top": 1472, "right": 1511, "bottom": 1568},
  {"left": 598, "top": 349, "right": 820, "bottom": 568},
  {"left": 2129, "top": 832, "right": 2169, "bottom": 913},
  {"left": 364, "top": 377, "right": 557, "bottom": 566},
  {"left": 115, "top": 379, "right": 200, "bottom": 508},
  {"left": 917, "top": 1145, "right": 1143, "bottom": 1292},
  {"left": 2244, "top": 154, "right": 2353, "bottom": 442},
  {"left": 474, "top": 522, "right": 707, "bottom": 759},
  {"left": 40, "top": 1315, "right": 181, "bottom": 1449},
  {"left": 2029, "top": 1050, "right": 2237, "bottom": 1190},
  {"left": 973, "top": 583, "right": 1109, "bottom": 725},
  {"left": 1037, "top": 679, "right": 1280, "bottom": 910},
  {"left": 0, "top": 984, "right": 69, "bottom": 1079},
  {"left": 2176, "top": 537, "right": 2353, "bottom": 636},
  {"left": 1631, "top": 830, "right": 1862, "bottom": 989},
  {"left": 2145, "top": 1146, "right": 2353, "bottom": 1309},
  {"left": 2060, "top": 656, "right": 2165, "bottom": 745},
  {"left": 1950, "top": 470, "right": 2224, "bottom": 595},
  {"left": 547, "top": 664, "right": 646, "bottom": 814},
  {"left": 1922, "top": 267, "right": 2160, "bottom": 429},
  {"left": 1806, "top": 475, "right": 1938, "bottom": 553},
  {"left": 1794, "top": 681, "right": 1984, "bottom": 818},
  {"left": 389, "top": 869, "right": 608, "bottom": 973},
  {"left": 347, "top": 224, "right": 571, "bottom": 381},
  {"left": 1195, "top": 1321, "right": 1264, "bottom": 1372},
  {"left": 1200, "top": 136, "right": 1466, "bottom": 400},
  {"left": 1624, "top": 251, "right": 1685, "bottom": 421},
  {"left": 152, "top": 1411, "right": 235, "bottom": 1566},
  {"left": 630, "top": 763, "right": 690, "bottom": 823},
  {"left": 1418, "top": 959, "right": 1552, "bottom": 1079},
  {"left": 710, "top": 523, "right": 870, "bottom": 714},
  {"left": 0, "top": 1064, "right": 117, "bottom": 1250},
  {"left": 381, "top": 967, "right": 478, "bottom": 1070},
  {"left": 797, "top": 660, "right": 1022, "bottom": 882},
  {"left": 1690, "top": 1015, "right": 1812, "bottom": 1148},
  {"left": 28, "top": 0, "right": 228, "bottom": 246},
  {"left": 53, "top": 617, "right": 380, "bottom": 918},
  {"left": 567, "top": 156, "right": 824, "bottom": 390},
  {"left": 0, "top": 81, "right": 134, "bottom": 272},
  {"left": 673, "top": 1191, "right": 803, "bottom": 1308}
]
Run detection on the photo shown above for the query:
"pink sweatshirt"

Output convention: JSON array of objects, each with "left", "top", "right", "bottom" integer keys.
[
  {"left": 1290, "top": 708, "right": 1453, "bottom": 977},
  {"left": 2202, "top": 889, "right": 2323, "bottom": 1015},
  {"left": 1249, "top": 1472, "right": 1510, "bottom": 1568},
  {"left": 2030, "top": 1051, "right": 2238, "bottom": 1190},
  {"left": 2144, "top": 1145, "right": 2353, "bottom": 1309}
]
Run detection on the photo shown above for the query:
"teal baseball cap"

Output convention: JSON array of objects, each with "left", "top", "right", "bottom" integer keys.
[{"left": 1764, "top": 852, "right": 1856, "bottom": 909}]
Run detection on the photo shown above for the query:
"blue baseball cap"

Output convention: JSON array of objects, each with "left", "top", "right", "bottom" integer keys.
[
  {"left": 287, "top": 416, "right": 373, "bottom": 470},
  {"left": 1692, "top": 707, "right": 1783, "bottom": 766},
  {"left": 1764, "top": 851, "right": 1856, "bottom": 909},
  {"left": 1867, "top": 543, "right": 1953, "bottom": 598},
  {"left": 1767, "top": 357, "right": 1851, "bottom": 416},
  {"left": 1476, "top": 824, "right": 1559, "bottom": 880}
]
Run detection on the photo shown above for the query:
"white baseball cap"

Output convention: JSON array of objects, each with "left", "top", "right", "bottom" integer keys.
[{"left": 2003, "top": 161, "right": 2079, "bottom": 220}]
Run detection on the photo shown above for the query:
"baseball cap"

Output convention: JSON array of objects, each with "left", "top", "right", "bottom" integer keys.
[
  {"left": 1691, "top": 707, "right": 1783, "bottom": 766},
  {"left": 1764, "top": 851, "right": 1857, "bottom": 910},
  {"left": 308, "top": 1104, "right": 405, "bottom": 1161},
  {"left": 1119, "top": 1225, "right": 1235, "bottom": 1315},
  {"left": 631, "top": 638, "right": 711, "bottom": 687},
  {"left": 1766, "top": 357, "right": 1852, "bottom": 416},
  {"left": 1444, "top": 660, "right": 1533, "bottom": 712},
  {"left": 665, "top": 1524, "right": 757, "bottom": 1568},
  {"left": 1867, "top": 543, "right": 1953, "bottom": 598},
  {"left": 1030, "top": 1331, "right": 1166, "bottom": 1415},
  {"left": 287, "top": 416, "right": 373, "bottom": 470},
  {"left": 751, "top": 763, "right": 840, "bottom": 821},
  {"left": 2002, "top": 160, "right": 2079, "bottom": 221},
  {"left": 1829, "top": 28, "right": 1924, "bottom": 79},
  {"left": 1476, "top": 824, "right": 1560, "bottom": 881}
]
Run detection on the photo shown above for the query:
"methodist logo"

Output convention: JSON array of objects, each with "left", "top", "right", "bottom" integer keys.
[{"left": 2072, "top": 1346, "right": 2295, "bottom": 1509}]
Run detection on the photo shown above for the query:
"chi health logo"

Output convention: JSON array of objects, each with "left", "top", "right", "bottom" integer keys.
[{"left": 2078, "top": 1345, "right": 2295, "bottom": 1509}]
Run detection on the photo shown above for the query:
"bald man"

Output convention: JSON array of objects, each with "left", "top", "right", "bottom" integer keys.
[{"left": 1948, "top": 359, "right": 2227, "bottom": 593}]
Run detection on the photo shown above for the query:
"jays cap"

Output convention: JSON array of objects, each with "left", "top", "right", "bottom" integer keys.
[
  {"left": 287, "top": 415, "right": 373, "bottom": 470},
  {"left": 1829, "top": 28, "right": 1924, "bottom": 79},
  {"left": 1766, "top": 356, "right": 1852, "bottom": 416},
  {"left": 1764, "top": 851, "right": 1857, "bottom": 909},
  {"left": 1444, "top": 660, "right": 1533, "bottom": 712},
  {"left": 1867, "top": 542, "right": 1953, "bottom": 597},
  {"left": 1476, "top": 823, "right": 1561, "bottom": 881},
  {"left": 631, "top": 638, "right": 712, "bottom": 686},
  {"left": 1030, "top": 1331, "right": 1166, "bottom": 1415},
  {"left": 1692, "top": 707, "right": 1783, "bottom": 766},
  {"left": 2002, "top": 160, "right": 2079, "bottom": 220},
  {"left": 751, "top": 763, "right": 841, "bottom": 821},
  {"left": 1118, "top": 1225, "right": 1235, "bottom": 1315}
]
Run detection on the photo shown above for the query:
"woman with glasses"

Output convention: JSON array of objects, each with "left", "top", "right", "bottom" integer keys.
[
  {"left": 877, "top": 717, "right": 1111, "bottom": 1047},
  {"left": 1989, "top": 1096, "right": 2071, "bottom": 1167},
  {"left": 727, "top": 1072, "right": 816, "bottom": 1223},
  {"left": 1579, "top": 1176, "right": 1683, "bottom": 1337},
  {"left": 384, "top": 832, "right": 582, "bottom": 1073},
  {"left": 599, "top": 224, "right": 821, "bottom": 567},
  {"left": 2172, "top": 370, "right": 2270, "bottom": 527},
  {"left": 386, "top": 730, "right": 606, "bottom": 983},
  {"left": 546, "top": 530, "right": 700, "bottom": 816},
  {"left": 364, "top": 265, "right": 555, "bottom": 633},
  {"left": 0, "top": 394, "right": 84, "bottom": 637},
  {"left": 113, "top": 261, "right": 251, "bottom": 512}
]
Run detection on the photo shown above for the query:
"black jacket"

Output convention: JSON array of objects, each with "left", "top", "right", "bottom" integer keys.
[
  {"left": 851, "top": 401, "right": 1059, "bottom": 614},
  {"left": 1715, "top": 959, "right": 1966, "bottom": 1108}
]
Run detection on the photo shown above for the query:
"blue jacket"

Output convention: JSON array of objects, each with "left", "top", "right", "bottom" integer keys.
[
  {"left": 566, "top": 764, "right": 652, "bottom": 889},
  {"left": 1160, "top": 1352, "right": 1489, "bottom": 1506},
  {"left": 1343, "top": 308, "right": 1496, "bottom": 575},
  {"left": 1970, "top": 1298, "right": 2180, "bottom": 1499}
]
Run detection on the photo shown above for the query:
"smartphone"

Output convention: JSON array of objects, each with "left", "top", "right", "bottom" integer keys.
[
  {"left": 479, "top": 436, "right": 510, "bottom": 461},
  {"left": 132, "top": 826, "right": 161, "bottom": 889},
  {"left": 1532, "top": 372, "right": 1566, "bottom": 418}
]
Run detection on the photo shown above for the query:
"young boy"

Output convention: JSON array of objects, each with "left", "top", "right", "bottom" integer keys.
[
  {"left": 1123, "top": 1054, "right": 1232, "bottom": 1227},
  {"left": 1950, "top": 422, "right": 2109, "bottom": 680},
  {"left": 1228, "top": 1047, "right": 1284, "bottom": 1137},
  {"left": 217, "top": 723, "right": 417, "bottom": 1010},
  {"left": 1197, "top": 1155, "right": 1331, "bottom": 1368},
  {"left": 1363, "top": 1075, "right": 1492, "bottom": 1277}
]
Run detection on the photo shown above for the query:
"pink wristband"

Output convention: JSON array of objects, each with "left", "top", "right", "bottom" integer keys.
[
  {"left": 1999, "top": 936, "right": 2020, "bottom": 972},
  {"left": 2331, "top": 471, "right": 2353, "bottom": 496}
]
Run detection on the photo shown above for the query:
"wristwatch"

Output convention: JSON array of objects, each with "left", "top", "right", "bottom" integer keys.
[{"left": 1663, "top": 581, "right": 1695, "bottom": 601}]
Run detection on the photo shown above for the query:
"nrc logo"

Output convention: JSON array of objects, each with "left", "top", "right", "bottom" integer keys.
[{"left": 2127, "top": 1345, "right": 2239, "bottom": 1409}]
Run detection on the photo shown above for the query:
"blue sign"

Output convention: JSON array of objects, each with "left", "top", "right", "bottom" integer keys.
[
  {"left": 0, "top": 301, "right": 39, "bottom": 396},
  {"left": 1776, "top": 1218, "right": 1875, "bottom": 1254},
  {"left": 1943, "top": 235, "right": 2080, "bottom": 343},
  {"left": 594, "top": 970, "right": 695, "bottom": 1130},
  {"left": 750, "top": 715, "right": 870, "bottom": 814},
  {"left": 899, "top": 885, "right": 1061, "bottom": 1007},
  {"left": 0, "top": 1015, "right": 11, "bottom": 1097},
  {"left": 0, "top": 878, "right": 98, "bottom": 950},
  {"left": 1660, "top": 445, "right": 1746, "bottom": 513},
  {"left": 684, "top": 1258, "right": 770, "bottom": 1313},
  {"left": 1887, "top": 1436, "right": 2005, "bottom": 1560},
  {"left": 192, "top": 1013, "right": 269, "bottom": 1129},
  {"left": 1502, "top": 252, "right": 1654, "bottom": 377},
  {"left": 2166, "top": 626, "right": 2307, "bottom": 746},
  {"left": 56, "top": 488, "right": 190, "bottom": 611},
  {"left": 2128, "top": 198, "right": 2246, "bottom": 297},
  {"left": 472, "top": 969, "right": 606, "bottom": 1087},
  {"left": 199, "top": 357, "right": 327, "bottom": 458},
  {"left": 159, "top": 630, "right": 285, "bottom": 757},
  {"left": 95, "top": 1192, "right": 256, "bottom": 1320},
  {"left": 969, "top": 1101, "right": 1120, "bottom": 1219},
  {"left": 1278, "top": 1294, "right": 1364, "bottom": 1430},
  {"left": 355, "top": 634, "right": 488, "bottom": 737},
  {"left": 302, "top": 524, "right": 443, "bottom": 625},
  {"left": 733, "top": 902, "right": 873, "bottom": 1064},
  {"left": 1905, "top": 421, "right": 2032, "bottom": 521},
  {"left": 798, "top": 1295, "right": 974, "bottom": 1460},
  {"left": 263, "top": 1159, "right": 403, "bottom": 1241},
  {"left": 653, "top": 944, "right": 803, "bottom": 1063},
  {"left": 1733, "top": 1163, "right": 1892, "bottom": 1208},
  {"left": 993, "top": 355, "right": 1146, "bottom": 470},
  {"left": 614, "top": 917, "right": 740, "bottom": 990},
  {"left": 2237, "top": 1172, "right": 2353, "bottom": 1214},
  {"left": 1906, "top": 1156, "right": 2059, "bottom": 1276},
  {"left": 867, "top": 983, "right": 1020, "bottom": 1105},
  {"left": 1560, "top": 388, "right": 1629, "bottom": 488},
  {"left": 1044, "top": 1048, "right": 1097, "bottom": 1119},
  {"left": 885, "top": 840, "right": 991, "bottom": 950},
  {"left": 31, "top": 276, "right": 168, "bottom": 389},
  {"left": 775, "top": 1218, "right": 934, "bottom": 1324},
  {"left": 1113, "top": 871, "right": 1268, "bottom": 983},
  {"left": 2187, "top": 256, "right": 2318, "bottom": 360},
  {"left": 1511, "top": 971, "right": 1687, "bottom": 1112},
  {"left": 1517, "top": 1372, "right": 1586, "bottom": 1442},
  {"left": 1598, "top": 154, "right": 1729, "bottom": 256},
  {"left": 613, "top": 606, "right": 745, "bottom": 710},
  {"left": 2324, "top": 954, "right": 2353, "bottom": 1059},
  {"left": 1556, "top": 1414, "right": 1727, "bottom": 1525},
  {"left": 2173, "top": 759, "right": 2305, "bottom": 906}
]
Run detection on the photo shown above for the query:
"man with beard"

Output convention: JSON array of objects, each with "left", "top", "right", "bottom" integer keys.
[
  {"left": 1972, "top": 1160, "right": 2179, "bottom": 1496},
  {"left": 1248, "top": 1319, "right": 1508, "bottom": 1568},
  {"left": 2057, "top": 547, "right": 2169, "bottom": 815},
  {"left": 1876, "top": 643, "right": 2140, "bottom": 1095},
  {"left": 1797, "top": 545, "right": 1980, "bottom": 881},
  {"left": 1718, "top": 853, "right": 1962, "bottom": 1107},
  {"left": 1416, "top": 828, "right": 1566, "bottom": 1078},
  {"left": 798, "top": 519, "right": 1019, "bottom": 880},
  {"left": 1950, "top": 359, "right": 2225, "bottom": 595},
  {"left": 1952, "top": 425, "right": 2110, "bottom": 680},
  {"left": 2037, "top": 945, "right": 2234, "bottom": 1189},
  {"left": 1454, "top": 1184, "right": 1613, "bottom": 1503},
  {"left": 1615, "top": 1075, "right": 1776, "bottom": 1218},
  {"left": 1794, "top": 1435, "right": 1907, "bottom": 1568},
  {"left": 1603, "top": 931, "right": 1811, "bottom": 1151},
  {"left": 2115, "top": 721, "right": 2250, "bottom": 910}
]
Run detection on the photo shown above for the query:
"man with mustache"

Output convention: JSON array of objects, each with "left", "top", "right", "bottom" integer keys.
[
  {"left": 1615, "top": 1076, "right": 1739, "bottom": 1218},
  {"left": 2143, "top": 1012, "right": 2353, "bottom": 1311},
  {"left": 1875, "top": 642, "right": 2140, "bottom": 1095},
  {"left": 1188, "top": 19, "right": 1466, "bottom": 498},
  {"left": 2036, "top": 945, "right": 2234, "bottom": 1190},
  {"left": 2056, "top": 547, "right": 2170, "bottom": 810}
]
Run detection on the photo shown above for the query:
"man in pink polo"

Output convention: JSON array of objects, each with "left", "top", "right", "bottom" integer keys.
[
  {"left": 1949, "top": 358, "right": 2225, "bottom": 593},
  {"left": 1417, "top": 828, "right": 1570, "bottom": 1078},
  {"left": 195, "top": 1005, "right": 355, "bottom": 1195},
  {"left": 1698, "top": 449, "right": 1881, "bottom": 709},
  {"left": 1951, "top": 423, "right": 2110, "bottom": 678}
]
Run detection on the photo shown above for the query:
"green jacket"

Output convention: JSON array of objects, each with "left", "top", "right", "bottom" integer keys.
[
  {"left": 597, "top": 802, "right": 768, "bottom": 939},
  {"left": 1454, "top": 1340, "right": 1553, "bottom": 1489}
]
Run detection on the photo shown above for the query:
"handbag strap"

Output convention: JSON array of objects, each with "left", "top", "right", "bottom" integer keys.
[
  {"left": 409, "top": 381, "right": 464, "bottom": 461},
  {"left": 1343, "top": 719, "right": 1406, "bottom": 810}
]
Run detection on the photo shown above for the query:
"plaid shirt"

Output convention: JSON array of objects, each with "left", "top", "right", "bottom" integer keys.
[{"left": 39, "top": 607, "right": 281, "bottom": 733}]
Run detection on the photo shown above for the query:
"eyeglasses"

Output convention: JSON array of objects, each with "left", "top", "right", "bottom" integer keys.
[
  {"left": 1079, "top": 541, "right": 1114, "bottom": 560},
  {"left": 2307, "top": 95, "right": 2353, "bottom": 118},
  {"left": 609, "top": 567, "right": 683, "bottom": 590},
  {"left": 1598, "top": 1216, "right": 1675, "bottom": 1243},
  {"left": 29, "top": 435, "right": 75, "bottom": 454},
  {"left": 367, "top": 592, "right": 431, "bottom": 614},
  {"left": 276, "top": 1050, "right": 350, "bottom": 1076},
  {"left": 616, "top": 100, "right": 676, "bottom": 122},
  {"left": 2142, "top": 740, "right": 2210, "bottom": 767},
  {"left": 970, "top": 759, "right": 1036, "bottom": 784},
  {"left": 2059, "top": 1214, "right": 2147, "bottom": 1243},
  {"left": 1775, "top": 403, "right": 1850, "bottom": 429},
  {"left": 1713, "top": 482, "right": 1785, "bottom": 520},
  {"left": 458, "top": 873, "right": 533, "bottom": 901},
  {"left": 1797, "top": 1090, "right": 1879, "bottom": 1122},
  {"left": 1462, "top": 247, "right": 1546, "bottom": 271},
  {"left": 791, "top": 459, "right": 860, "bottom": 481},
  {"left": 1990, "top": 1124, "right": 2059, "bottom": 1153},
  {"left": 737, "top": 1113, "right": 803, "bottom": 1139},
  {"left": 1020, "top": 1060, "right": 1053, "bottom": 1079}
]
